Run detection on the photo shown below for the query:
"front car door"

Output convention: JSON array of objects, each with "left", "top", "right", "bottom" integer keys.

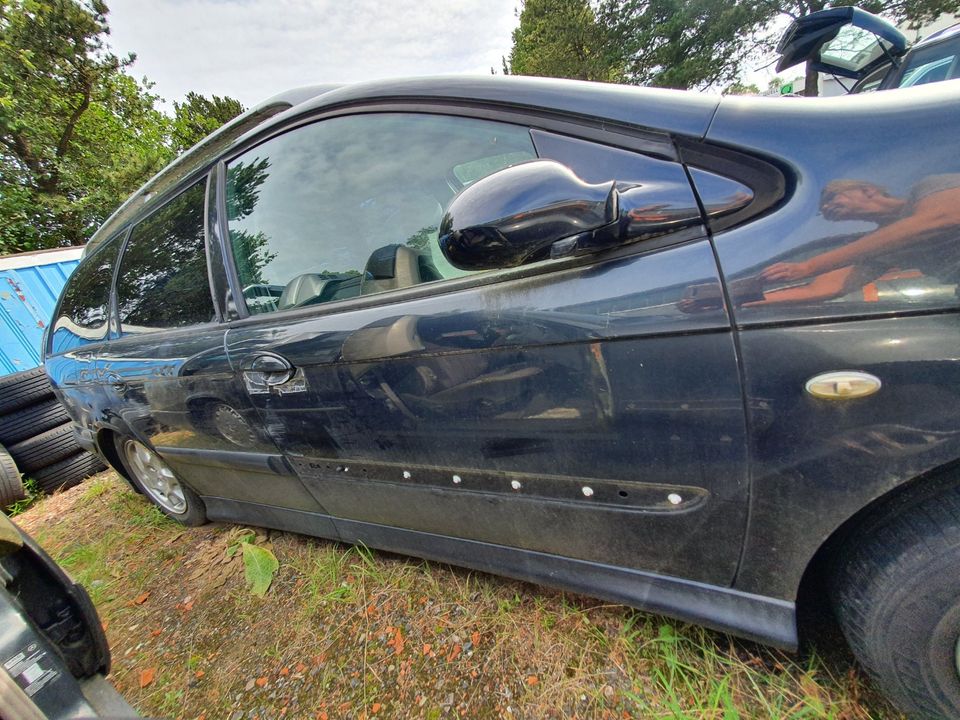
[{"left": 219, "top": 109, "right": 751, "bottom": 599}]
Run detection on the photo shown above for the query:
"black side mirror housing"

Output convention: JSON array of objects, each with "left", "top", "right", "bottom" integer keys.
[{"left": 438, "top": 160, "right": 703, "bottom": 271}]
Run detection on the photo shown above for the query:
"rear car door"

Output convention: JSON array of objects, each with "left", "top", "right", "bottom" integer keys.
[
  {"left": 96, "top": 178, "right": 324, "bottom": 516},
  {"left": 222, "top": 109, "right": 750, "bottom": 585}
]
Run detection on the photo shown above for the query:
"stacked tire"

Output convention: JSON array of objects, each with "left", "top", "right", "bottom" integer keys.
[{"left": 0, "top": 367, "right": 105, "bottom": 507}]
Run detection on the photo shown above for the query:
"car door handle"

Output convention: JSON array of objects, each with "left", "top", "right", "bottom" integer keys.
[
  {"left": 102, "top": 372, "right": 127, "bottom": 392},
  {"left": 240, "top": 352, "right": 296, "bottom": 393}
]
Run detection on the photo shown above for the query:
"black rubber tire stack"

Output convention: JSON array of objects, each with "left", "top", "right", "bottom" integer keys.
[{"left": 0, "top": 367, "right": 105, "bottom": 503}]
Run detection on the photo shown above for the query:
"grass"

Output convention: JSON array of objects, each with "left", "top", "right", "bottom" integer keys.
[
  {"left": 12, "top": 471, "right": 902, "bottom": 720},
  {"left": 4, "top": 476, "right": 41, "bottom": 516}
]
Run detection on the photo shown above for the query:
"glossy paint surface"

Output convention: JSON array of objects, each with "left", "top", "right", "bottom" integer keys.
[
  {"left": 708, "top": 84, "right": 960, "bottom": 595},
  {"left": 42, "top": 78, "right": 960, "bottom": 645},
  {"left": 226, "top": 238, "right": 748, "bottom": 584}
]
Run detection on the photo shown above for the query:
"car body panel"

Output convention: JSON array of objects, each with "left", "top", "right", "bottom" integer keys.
[
  {"left": 43, "top": 76, "right": 960, "bottom": 652},
  {"left": 225, "top": 237, "right": 750, "bottom": 585},
  {"left": 708, "top": 83, "right": 960, "bottom": 595}
]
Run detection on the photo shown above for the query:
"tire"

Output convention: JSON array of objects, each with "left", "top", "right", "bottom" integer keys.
[
  {"left": 31, "top": 451, "right": 105, "bottom": 494},
  {"left": 0, "top": 399, "right": 70, "bottom": 446},
  {"left": 115, "top": 437, "right": 206, "bottom": 526},
  {"left": 0, "top": 444, "right": 24, "bottom": 507},
  {"left": 0, "top": 367, "right": 54, "bottom": 416},
  {"left": 832, "top": 482, "right": 960, "bottom": 719},
  {"left": 8, "top": 422, "right": 79, "bottom": 474}
]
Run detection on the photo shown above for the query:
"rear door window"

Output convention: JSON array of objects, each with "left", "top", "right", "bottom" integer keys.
[
  {"left": 49, "top": 233, "right": 124, "bottom": 353},
  {"left": 115, "top": 181, "right": 216, "bottom": 333}
]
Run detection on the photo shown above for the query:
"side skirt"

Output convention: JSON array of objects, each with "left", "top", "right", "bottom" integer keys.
[{"left": 202, "top": 496, "right": 797, "bottom": 649}]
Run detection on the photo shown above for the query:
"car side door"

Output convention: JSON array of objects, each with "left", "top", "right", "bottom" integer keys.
[
  {"left": 221, "top": 108, "right": 750, "bottom": 586},
  {"left": 96, "top": 177, "right": 325, "bottom": 517}
]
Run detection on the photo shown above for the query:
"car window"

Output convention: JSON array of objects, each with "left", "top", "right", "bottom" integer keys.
[
  {"left": 820, "top": 24, "right": 891, "bottom": 75},
  {"left": 852, "top": 63, "right": 890, "bottom": 93},
  {"left": 49, "top": 233, "right": 124, "bottom": 353},
  {"left": 898, "top": 37, "right": 960, "bottom": 87},
  {"left": 115, "top": 181, "right": 216, "bottom": 333},
  {"left": 224, "top": 113, "right": 537, "bottom": 315}
]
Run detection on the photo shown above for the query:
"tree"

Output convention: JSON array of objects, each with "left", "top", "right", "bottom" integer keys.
[
  {"left": 599, "top": 0, "right": 772, "bottom": 89},
  {"left": 506, "top": 0, "right": 617, "bottom": 81},
  {"left": 0, "top": 0, "right": 172, "bottom": 252},
  {"left": 171, "top": 92, "right": 244, "bottom": 154},
  {"left": 724, "top": 81, "right": 761, "bottom": 94},
  {"left": 506, "top": 0, "right": 772, "bottom": 89}
]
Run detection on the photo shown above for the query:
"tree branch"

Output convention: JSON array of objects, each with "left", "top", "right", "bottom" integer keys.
[
  {"left": 55, "top": 76, "right": 92, "bottom": 160},
  {"left": 0, "top": 131, "right": 43, "bottom": 176}
]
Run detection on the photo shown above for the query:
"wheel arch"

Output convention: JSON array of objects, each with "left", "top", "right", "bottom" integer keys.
[
  {"left": 94, "top": 427, "right": 139, "bottom": 492},
  {"left": 795, "top": 457, "right": 960, "bottom": 641}
]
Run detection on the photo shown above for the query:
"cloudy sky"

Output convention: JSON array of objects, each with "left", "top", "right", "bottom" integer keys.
[{"left": 106, "top": 0, "right": 518, "bottom": 109}]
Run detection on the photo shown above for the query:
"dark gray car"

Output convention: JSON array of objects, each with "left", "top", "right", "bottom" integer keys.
[{"left": 44, "top": 76, "right": 960, "bottom": 719}]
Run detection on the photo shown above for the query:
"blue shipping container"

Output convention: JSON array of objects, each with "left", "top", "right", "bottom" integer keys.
[{"left": 0, "top": 247, "right": 83, "bottom": 377}]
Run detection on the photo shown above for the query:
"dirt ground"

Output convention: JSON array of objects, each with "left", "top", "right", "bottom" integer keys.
[{"left": 13, "top": 471, "right": 903, "bottom": 719}]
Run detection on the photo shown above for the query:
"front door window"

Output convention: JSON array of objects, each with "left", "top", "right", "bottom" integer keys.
[{"left": 224, "top": 113, "right": 537, "bottom": 315}]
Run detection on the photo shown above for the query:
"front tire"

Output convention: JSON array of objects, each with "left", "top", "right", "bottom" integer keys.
[
  {"left": 832, "top": 483, "right": 960, "bottom": 719},
  {"left": 118, "top": 438, "right": 206, "bottom": 526}
]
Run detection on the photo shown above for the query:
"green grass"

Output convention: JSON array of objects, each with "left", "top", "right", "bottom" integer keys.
[
  {"left": 4, "top": 477, "right": 40, "bottom": 516},
  {"left": 13, "top": 472, "right": 902, "bottom": 720}
]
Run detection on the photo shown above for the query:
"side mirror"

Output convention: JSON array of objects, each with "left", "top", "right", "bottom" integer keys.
[{"left": 438, "top": 160, "right": 702, "bottom": 271}]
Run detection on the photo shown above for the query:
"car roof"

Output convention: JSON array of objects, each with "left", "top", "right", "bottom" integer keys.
[
  {"left": 84, "top": 76, "right": 721, "bottom": 256},
  {"left": 913, "top": 21, "right": 960, "bottom": 48},
  {"left": 85, "top": 84, "right": 343, "bottom": 256}
]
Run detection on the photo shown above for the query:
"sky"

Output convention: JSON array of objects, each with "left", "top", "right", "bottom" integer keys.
[{"left": 106, "top": 0, "right": 520, "bottom": 109}]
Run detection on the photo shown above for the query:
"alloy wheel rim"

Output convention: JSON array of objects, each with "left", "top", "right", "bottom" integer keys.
[{"left": 123, "top": 440, "right": 186, "bottom": 514}]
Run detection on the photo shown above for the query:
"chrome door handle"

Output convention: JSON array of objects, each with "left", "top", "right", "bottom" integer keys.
[{"left": 240, "top": 352, "right": 296, "bottom": 393}]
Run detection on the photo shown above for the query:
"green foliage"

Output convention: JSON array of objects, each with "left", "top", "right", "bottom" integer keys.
[
  {"left": 0, "top": 1, "right": 244, "bottom": 253},
  {"left": 507, "top": 0, "right": 616, "bottom": 81},
  {"left": 724, "top": 81, "right": 761, "bottom": 95},
  {"left": 4, "top": 476, "right": 39, "bottom": 516},
  {"left": 601, "top": 0, "right": 773, "bottom": 89},
  {"left": 242, "top": 541, "right": 279, "bottom": 597},
  {"left": 507, "top": 0, "right": 771, "bottom": 89},
  {"left": 171, "top": 91, "right": 243, "bottom": 154},
  {"left": 507, "top": 0, "right": 960, "bottom": 94},
  {"left": 0, "top": 0, "right": 172, "bottom": 251}
]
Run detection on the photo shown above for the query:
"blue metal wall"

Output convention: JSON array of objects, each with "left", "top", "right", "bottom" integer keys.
[{"left": 0, "top": 258, "right": 79, "bottom": 376}]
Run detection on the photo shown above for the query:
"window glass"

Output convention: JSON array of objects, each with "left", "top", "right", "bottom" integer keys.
[
  {"left": 115, "top": 181, "right": 215, "bottom": 332},
  {"left": 820, "top": 26, "right": 888, "bottom": 72},
  {"left": 225, "top": 113, "right": 536, "bottom": 315},
  {"left": 50, "top": 233, "right": 123, "bottom": 353},
  {"left": 531, "top": 129, "right": 691, "bottom": 186},
  {"left": 898, "top": 37, "right": 960, "bottom": 87}
]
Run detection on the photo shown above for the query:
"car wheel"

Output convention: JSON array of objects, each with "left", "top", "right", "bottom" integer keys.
[
  {"left": 119, "top": 438, "right": 206, "bottom": 526},
  {"left": 832, "top": 483, "right": 960, "bottom": 719}
]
